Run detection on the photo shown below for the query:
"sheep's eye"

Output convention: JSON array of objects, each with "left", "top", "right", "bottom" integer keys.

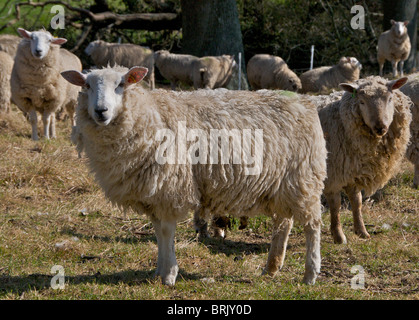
[
  {"left": 117, "top": 82, "right": 124, "bottom": 89},
  {"left": 85, "top": 83, "right": 90, "bottom": 90}
]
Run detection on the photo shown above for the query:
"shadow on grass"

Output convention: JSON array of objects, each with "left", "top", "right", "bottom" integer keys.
[
  {"left": 0, "top": 268, "right": 202, "bottom": 296},
  {"left": 198, "top": 237, "right": 271, "bottom": 257}
]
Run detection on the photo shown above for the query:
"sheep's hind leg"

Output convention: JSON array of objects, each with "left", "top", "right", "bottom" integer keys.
[
  {"left": 151, "top": 217, "right": 179, "bottom": 286},
  {"left": 263, "top": 217, "right": 293, "bottom": 277},
  {"left": 28, "top": 109, "right": 39, "bottom": 141},
  {"left": 325, "top": 192, "right": 347, "bottom": 244},
  {"left": 345, "top": 186, "right": 370, "bottom": 239},
  {"left": 413, "top": 163, "right": 419, "bottom": 189},
  {"left": 42, "top": 111, "right": 52, "bottom": 139},
  {"left": 302, "top": 220, "right": 321, "bottom": 285},
  {"left": 50, "top": 113, "right": 56, "bottom": 139}
]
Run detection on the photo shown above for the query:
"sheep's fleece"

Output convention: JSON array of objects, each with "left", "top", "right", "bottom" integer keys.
[{"left": 63, "top": 66, "right": 327, "bottom": 286}]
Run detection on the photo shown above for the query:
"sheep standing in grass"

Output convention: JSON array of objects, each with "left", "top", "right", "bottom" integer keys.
[
  {"left": 317, "top": 76, "right": 411, "bottom": 244},
  {"left": 377, "top": 20, "right": 411, "bottom": 78},
  {"left": 192, "top": 55, "right": 236, "bottom": 89},
  {"left": 85, "top": 40, "right": 155, "bottom": 90},
  {"left": 62, "top": 66, "right": 327, "bottom": 286},
  {"left": 154, "top": 50, "right": 200, "bottom": 89},
  {"left": 11, "top": 29, "right": 82, "bottom": 140},
  {"left": 247, "top": 54, "right": 301, "bottom": 91},
  {"left": 300, "top": 57, "right": 362, "bottom": 94},
  {"left": 0, "top": 51, "right": 14, "bottom": 113},
  {"left": 399, "top": 74, "right": 419, "bottom": 187}
]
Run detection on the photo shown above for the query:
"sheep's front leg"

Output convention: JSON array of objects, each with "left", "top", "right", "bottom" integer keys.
[
  {"left": 151, "top": 216, "right": 178, "bottom": 286},
  {"left": 50, "top": 113, "right": 56, "bottom": 139},
  {"left": 391, "top": 60, "right": 399, "bottom": 78},
  {"left": 263, "top": 217, "right": 293, "bottom": 277},
  {"left": 345, "top": 186, "right": 370, "bottom": 239},
  {"left": 399, "top": 60, "right": 405, "bottom": 77},
  {"left": 42, "top": 111, "right": 52, "bottom": 139},
  {"left": 325, "top": 192, "right": 347, "bottom": 244},
  {"left": 28, "top": 109, "right": 39, "bottom": 141},
  {"left": 302, "top": 220, "right": 321, "bottom": 285}
]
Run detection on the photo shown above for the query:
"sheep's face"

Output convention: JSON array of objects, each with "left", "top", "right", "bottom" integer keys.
[
  {"left": 391, "top": 20, "right": 409, "bottom": 37},
  {"left": 17, "top": 28, "right": 67, "bottom": 60},
  {"left": 61, "top": 67, "right": 148, "bottom": 126},
  {"left": 287, "top": 77, "right": 302, "bottom": 92},
  {"left": 340, "top": 77, "right": 408, "bottom": 138},
  {"left": 339, "top": 57, "right": 362, "bottom": 71}
]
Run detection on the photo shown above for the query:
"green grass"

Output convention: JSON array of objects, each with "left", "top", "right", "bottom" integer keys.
[{"left": 0, "top": 107, "right": 418, "bottom": 300}]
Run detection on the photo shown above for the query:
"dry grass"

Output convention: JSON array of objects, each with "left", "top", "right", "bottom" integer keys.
[{"left": 0, "top": 106, "right": 418, "bottom": 300}]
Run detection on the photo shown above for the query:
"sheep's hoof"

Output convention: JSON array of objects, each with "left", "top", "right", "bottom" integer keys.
[
  {"left": 331, "top": 229, "right": 347, "bottom": 244},
  {"left": 355, "top": 229, "right": 370, "bottom": 239},
  {"left": 303, "top": 272, "right": 318, "bottom": 285}
]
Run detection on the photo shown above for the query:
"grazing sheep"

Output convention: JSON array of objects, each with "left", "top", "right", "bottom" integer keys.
[
  {"left": 317, "top": 76, "right": 412, "bottom": 244},
  {"left": 154, "top": 50, "right": 200, "bottom": 90},
  {"left": 62, "top": 66, "right": 327, "bottom": 286},
  {"left": 377, "top": 20, "right": 411, "bottom": 78},
  {"left": 85, "top": 40, "right": 155, "bottom": 89},
  {"left": 0, "top": 51, "right": 14, "bottom": 113},
  {"left": 11, "top": 28, "right": 81, "bottom": 140},
  {"left": 399, "top": 74, "right": 419, "bottom": 187},
  {"left": 192, "top": 55, "right": 236, "bottom": 89},
  {"left": 300, "top": 57, "right": 362, "bottom": 94},
  {"left": 247, "top": 54, "right": 301, "bottom": 91},
  {"left": 0, "top": 34, "right": 21, "bottom": 58}
]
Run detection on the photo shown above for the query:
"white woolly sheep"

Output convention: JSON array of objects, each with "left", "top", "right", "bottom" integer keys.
[
  {"left": 317, "top": 76, "right": 412, "bottom": 244},
  {"left": 377, "top": 20, "right": 411, "bottom": 78},
  {"left": 85, "top": 40, "right": 155, "bottom": 90},
  {"left": 192, "top": 55, "right": 236, "bottom": 89},
  {"left": 247, "top": 54, "right": 301, "bottom": 91},
  {"left": 154, "top": 50, "right": 200, "bottom": 90},
  {"left": 11, "top": 28, "right": 82, "bottom": 140},
  {"left": 0, "top": 51, "right": 14, "bottom": 113},
  {"left": 61, "top": 66, "right": 327, "bottom": 286},
  {"left": 0, "top": 34, "right": 21, "bottom": 58},
  {"left": 300, "top": 57, "right": 362, "bottom": 94},
  {"left": 399, "top": 74, "right": 419, "bottom": 187}
]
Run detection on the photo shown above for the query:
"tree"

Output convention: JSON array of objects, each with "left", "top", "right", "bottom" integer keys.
[
  {"left": 382, "top": 0, "right": 418, "bottom": 73},
  {"left": 180, "top": 0, "right": 248, "bottom": 88}
]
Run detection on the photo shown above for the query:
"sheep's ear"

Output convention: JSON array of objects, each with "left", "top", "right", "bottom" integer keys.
[
  {"left": 387, "top": 77, "right": 408, "bottom": 91},
  {"left": 124, "top": 67, "right": 148, "bottom": 86},
  {"left": 404, "top": 20, "right": 409, "bottom": 26},
  {"left": 17, "top": 28, "right": 31, "bottom": 39},
  {"left": 61, "top": 70, "right": 87, "bottom": 87},
  {"left": 390, "top": 19, "right": 396, "bottom": 25},
  {"left": 340, "top": 83, "right": 358, "bottom": 94},
  {"left": 51, "top": 37, "right": 67, "bottom": 45}
]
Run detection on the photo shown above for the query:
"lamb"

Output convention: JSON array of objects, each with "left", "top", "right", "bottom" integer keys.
[
  {"left": 61, "top": 65, "right": 327, "bottom": 286},
  {"left": 399, "top": 74, "right": 419, "bottom": 187},
  {"left": 300, "top": 57, "right": 362, "bottom": 94},
  {"left": 317, "top": 76, "right": 412, "bottom": 244},
  {"left": 0, "top": 34, "right": 21, "bottom": 58},
  {"left": 192, "top": 55, "right": 236, "bottom": 89},
  {"left": 377, "top": 20, "right": 411, "bottom": 78},
  {"left": 11, "top": 28, "right": 82, "bottom": 140},
  {"left": 0, "top": 51, "right": 14, "bottom": 113},
  {"left": 154, "top": 50, "right": 200, "bottom": 90},
  {"left": 85, "top": 40, "right": 155, "bottom": 90},
  {"left": 247, "top": 54, "right": 301, "bottom": 91}
]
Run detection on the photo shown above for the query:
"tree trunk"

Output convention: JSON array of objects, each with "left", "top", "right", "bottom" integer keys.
[
  {"left": 382, "top": 0, "right": 418, "bottom": 73},
  {"left": 180, "top": 0, "right": 248, "bottom": 89}
]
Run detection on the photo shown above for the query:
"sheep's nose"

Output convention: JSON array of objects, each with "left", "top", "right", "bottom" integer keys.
[
  {"left": 95, "top": 108, "right": 108, "bottom": 118},
  {"left": 374, "top": 126, "right": 387, "bottom": 136},
  {"left": 35, "top": 49, "right": 42, "bottom": 56}
]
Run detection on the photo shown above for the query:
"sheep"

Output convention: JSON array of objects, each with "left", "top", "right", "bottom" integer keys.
[
  {"left": 11, "top": 28, "right": 82, "bottom": 140},
  {"left": 246, "top": 54, "right": 301, "bottom": 92},
  {"left": 300, "top": 57, "right": 362, "bottom": 94},
  {"left": 317, "top": 76, "right": 412, "bottom": 244},
  {"left": 61, "top": 65, "right": 327, "bottom": 286},
  {"left": 377, "top": 20, "right": 411, "bottom": 78},
  {"left": 399, "top": 74, "right": 419, "bottom": 187},
  {"left": 154, "top": 50, "right": 200, "bottom": 90},
  {"left": 192, "top": 55, "right": 236, "bottom": 89},
  {"left": 0, "top": 34, "right": 21, "bottom": 58},
  {"left": 0, "top": 51, "right": 14, "bottom": 113},
  {"left": 85, "top": 40, "right": 155, "bottom": 90}
]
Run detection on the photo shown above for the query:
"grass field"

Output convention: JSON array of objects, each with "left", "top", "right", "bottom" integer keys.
[{"left": 0, "top": 106, "right": 418, "bottom": 300}]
